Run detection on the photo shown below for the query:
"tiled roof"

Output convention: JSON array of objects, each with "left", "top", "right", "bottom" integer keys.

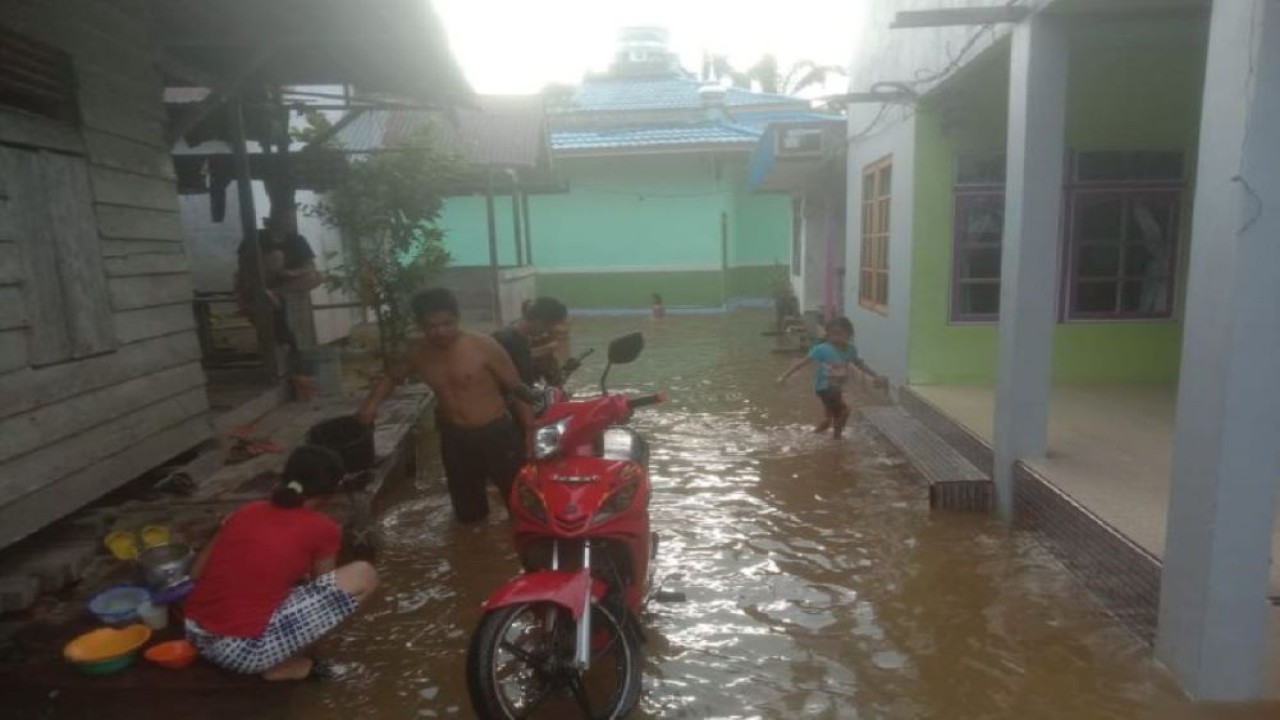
[
  {"left": 552, "top": 123, "right": 762, "bottom": 151},
  {"left": 729, "top": 110, "right": 846, "bottom": 131},
  {"left": 560, "top": 74, "right": 809, "bottom": 114}
]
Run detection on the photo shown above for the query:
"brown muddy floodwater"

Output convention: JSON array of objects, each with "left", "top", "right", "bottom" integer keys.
[{"left": 282, "top": 313, "right": 1269, "bottom": 720}]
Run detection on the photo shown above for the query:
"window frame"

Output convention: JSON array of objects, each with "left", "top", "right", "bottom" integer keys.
[
  {"left": 858, "top": 156, "right": 892, "bottom": 315},
  {"left": 1060, "top": 150, "right": 1185, "bottom": 322},
  {"left": 950, "top": 190, "right": 1006, "bottom": 323},
  {"left": 949, "top": 152, "right": 1007, "bottom": 324}
]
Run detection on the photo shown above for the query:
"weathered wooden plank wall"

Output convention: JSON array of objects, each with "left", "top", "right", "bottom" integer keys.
[{"left": 0, "top": 0, "right": 211, "bottom": 547}]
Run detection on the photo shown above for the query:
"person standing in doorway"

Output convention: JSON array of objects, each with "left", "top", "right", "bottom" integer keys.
[
  {"left": 356, "top": 288, "right": 534, "bottom": 522},
  {"left": 234, "top": 210, "right": 322, "bottom": 379}
]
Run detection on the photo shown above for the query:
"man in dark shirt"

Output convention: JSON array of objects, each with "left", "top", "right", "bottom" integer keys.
[
  {"left": 235, "top": 212, "right": 321, "bottom": 355},
  {"left": 492, "top": 297, "right": 569, "bottom": 387}
]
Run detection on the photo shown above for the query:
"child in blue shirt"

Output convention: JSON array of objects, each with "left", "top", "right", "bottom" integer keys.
[{"left": 777, "top": 316, "right": 871, "bottom": 439}]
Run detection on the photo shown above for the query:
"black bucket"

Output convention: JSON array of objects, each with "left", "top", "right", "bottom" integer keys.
[{"left": 306, "top": 416, "right": 375, "bottom": 474}]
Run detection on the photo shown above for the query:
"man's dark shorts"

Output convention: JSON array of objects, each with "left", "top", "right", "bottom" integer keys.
[
  {"left": 816, "top": 388, "right": 847, "bottom": 416},
  {"left": 438, "top": 415, "right": 525, "bottom": 523}
]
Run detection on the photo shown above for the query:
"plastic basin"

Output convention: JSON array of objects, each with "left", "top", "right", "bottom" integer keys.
[
  {"left": 144, "top": 639, "right": 197, "bottom": 669},
  {"left": 64, "top": 624, "right": 151, "bottom": 675},
  {"left": 140, "top": 525, "right": 171, "bottom": 548},
  {"left": 75, "top": 653, "right": 140, "bottom": 676},
  {"left": 103, "top": 531, "right": 138, "bottom": 561},
  {"left": 87, "top": 584, "right": 151, "bottom": 624}
]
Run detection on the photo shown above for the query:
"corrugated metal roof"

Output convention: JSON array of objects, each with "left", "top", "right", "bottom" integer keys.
[
  {"left": 561, "top": 74, "right": 808, "bottom": 113},
  {"left": 335, "top": 96, "right": 549, "bottom": 169}
]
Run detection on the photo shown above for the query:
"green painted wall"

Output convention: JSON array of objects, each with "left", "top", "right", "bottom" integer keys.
[
  {"left": 438, "top": 195, "right": 520, "bottom": 267},
  {"left": 907, "top": 21, "right": 1204, "bottom": 385},
  {"left": 435, "top": 152, "right": 792, "bottom": 309}
]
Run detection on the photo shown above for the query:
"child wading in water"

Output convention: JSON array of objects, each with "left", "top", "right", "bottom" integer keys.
[{"left": 777, "top": 316, "right": 870, "bottom": 438}]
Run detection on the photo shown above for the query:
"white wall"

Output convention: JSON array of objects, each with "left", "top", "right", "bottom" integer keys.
[
  {"left": 845, "top": 111, "right": 916, "bottom": 386},
  {"left": 794, "top": 197, "right": 826, "bottom": 313}
]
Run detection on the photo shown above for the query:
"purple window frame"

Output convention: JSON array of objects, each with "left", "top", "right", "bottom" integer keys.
[
  {"left": 1061, "top": 187, "right": 1182, "bottom": 321},
  {"left": 950, "top": 191, "right": 1005, "bottom": 323}
]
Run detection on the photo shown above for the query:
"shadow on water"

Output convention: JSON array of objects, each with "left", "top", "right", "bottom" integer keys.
[{"left": 22, "top": 312, "right": 1277, "bottom": 719}]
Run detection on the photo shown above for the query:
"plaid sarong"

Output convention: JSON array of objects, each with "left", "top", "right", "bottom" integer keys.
[{"left": 185, "top": 571, "right": 357, "bottom": 674}]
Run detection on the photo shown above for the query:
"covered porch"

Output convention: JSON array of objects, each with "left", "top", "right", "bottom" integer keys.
[{"left": 862, "top": 0, "right": 1280, "bottom": 701}]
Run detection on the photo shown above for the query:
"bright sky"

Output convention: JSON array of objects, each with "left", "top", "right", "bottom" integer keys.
[{"left": 433, "top": 0, "right": 868, "bottom": 96}]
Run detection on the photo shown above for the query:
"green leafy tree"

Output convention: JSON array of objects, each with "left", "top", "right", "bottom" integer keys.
[{"left": 308, "top": 123, "right": 465, "bottom": 369}]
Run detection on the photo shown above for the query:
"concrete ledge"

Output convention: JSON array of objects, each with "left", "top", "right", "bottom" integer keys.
[
  {"left": 899, "top": 386, "right": 995, "bottom": 477},
  {"left": 897, "top": 385, "right": 1163, "bottom": 644},
  {"left": 862, "top": 406, "right": 993, "bottom": 511},
  {"left": 1014, "top": 461, "right": 1163, "bottom": 645}
]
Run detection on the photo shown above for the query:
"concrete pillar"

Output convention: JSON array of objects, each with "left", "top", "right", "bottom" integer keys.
[
  {"left": 1156, "top": 0, "right": 1280, "bottom": 700},
  {"left": 991, "top": 14, "right": 1068, "bottom": 516}
]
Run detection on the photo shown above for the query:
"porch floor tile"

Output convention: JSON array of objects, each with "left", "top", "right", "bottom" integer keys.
[{"left": 908, "top": 383, "right": 1280, "bottom": 596}]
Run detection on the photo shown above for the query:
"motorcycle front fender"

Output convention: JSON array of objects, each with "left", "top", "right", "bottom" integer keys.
[{"left": 480, "top": 569, "right": 607, "bottom": 620}]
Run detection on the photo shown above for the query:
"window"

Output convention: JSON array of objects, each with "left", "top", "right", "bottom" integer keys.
[
  {"left": 0, "top": 30, "right": 115, "bottom": 367},
  {"left": 0, "top": 25, "right": 78, "bottom": 124},
  {"left": 1064, "top": 151, "right": 1183, "bottom": 320},
  {"left": 1, "top": 147, "right": 118, "bottom": 365},
  {"left": 951, "top": 153, "right": 1006, "bottom": 322},
  {"left": 858, "top": 157, "right": 891, "bottom": 313}
]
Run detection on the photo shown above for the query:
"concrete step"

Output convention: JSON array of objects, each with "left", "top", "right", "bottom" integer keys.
[{"left": 863, "top": 406, "right": 993, "bottom": 511}]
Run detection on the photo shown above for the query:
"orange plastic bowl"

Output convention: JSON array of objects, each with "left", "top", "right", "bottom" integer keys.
[{"left": 144, "top": 639, "right": 197, "bottom": 669}]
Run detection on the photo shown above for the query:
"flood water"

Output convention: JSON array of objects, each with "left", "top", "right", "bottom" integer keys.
[{"left": 285, "top": 313, "right": 1272, "bottom": 720}]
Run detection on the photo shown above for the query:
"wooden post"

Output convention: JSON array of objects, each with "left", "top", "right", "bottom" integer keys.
[
  {"left": 484, "top": 171, "right": 501, "bottom": 325},
  {"left": 229, "top": 94, "right": 280, "bottom": 378},
  {"left": 521, "top": 191, "right": 533, "bottom": 266},
  {"left": 511, "top": 185, "right": 524, "bottom": 266}
]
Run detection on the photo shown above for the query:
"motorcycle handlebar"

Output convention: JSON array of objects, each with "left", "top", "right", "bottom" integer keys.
[{"left": 628, "top": 392, "right": 665, "bottom": 409}]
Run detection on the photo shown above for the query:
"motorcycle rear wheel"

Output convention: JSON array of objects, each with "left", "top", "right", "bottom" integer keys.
[{"left": 466, "top": 601, "right": 641, "bottom": 720}]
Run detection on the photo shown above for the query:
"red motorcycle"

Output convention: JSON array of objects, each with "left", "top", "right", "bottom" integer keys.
[{"left": 467, "top": 332, "right": 662, "bottom": 720}]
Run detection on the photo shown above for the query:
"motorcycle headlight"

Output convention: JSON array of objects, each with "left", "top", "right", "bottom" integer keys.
[
  {"left": 516, "top": 484, "right": 548, "bottom": 523},
  {"left": 534, "top": 418, "right": 570, "bottom": 460},
  {"left": 593, "top": 481, "right": 639, "bottom": 525}
]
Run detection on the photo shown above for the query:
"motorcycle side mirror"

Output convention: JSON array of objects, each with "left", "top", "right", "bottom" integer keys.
[{"left": 607, "top": 332, "right": 644, "bottom": 365}]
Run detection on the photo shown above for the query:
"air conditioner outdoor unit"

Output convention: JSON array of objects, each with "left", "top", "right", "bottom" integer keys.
[{"left": 777, "top": 127, "right": 824, "bottom": 156}]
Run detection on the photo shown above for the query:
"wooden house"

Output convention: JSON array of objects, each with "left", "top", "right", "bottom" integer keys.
[{"left": 0, "top": 0, "right": 466, "bottom": 548}]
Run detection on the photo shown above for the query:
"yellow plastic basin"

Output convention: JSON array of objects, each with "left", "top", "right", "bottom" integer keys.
[
  {"left": 140, "top": 525, "right": 171, "bottom": 548},
  {"left": 64, "top": 624, "right": 152, "bottom": 663},
  {"left": 103, "top": 531, "right": 138, "bottom": 561}
]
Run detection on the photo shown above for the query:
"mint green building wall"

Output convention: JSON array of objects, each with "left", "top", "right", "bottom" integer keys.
[
  {"left": 435, "top": 152, "right": 793, "bottom": 309},
  {"left": 729, "top": 155, "right": 792, "bottom": 299},
  {"left": 907, "top": 19, "right": 1206, "bottom": 385},
  {"left": 437, "top": 195, "right": 520, "bottom": 267}
]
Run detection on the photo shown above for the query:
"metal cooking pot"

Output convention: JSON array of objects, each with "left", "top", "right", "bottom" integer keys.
[{"left": 137, "top": 543, "right": 194, "bottom": 592}]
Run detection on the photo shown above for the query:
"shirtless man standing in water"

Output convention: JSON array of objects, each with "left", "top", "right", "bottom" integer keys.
[{"left": 357, "top": 288, "right": 533, "bottom": 523}]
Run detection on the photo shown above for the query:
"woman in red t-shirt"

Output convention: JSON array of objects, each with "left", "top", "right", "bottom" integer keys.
[{"left": 185, "top": 445, "right": 379, "bottom": 680}]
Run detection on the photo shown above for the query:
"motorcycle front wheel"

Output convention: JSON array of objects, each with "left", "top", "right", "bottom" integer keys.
[{"left": 466, "top": 601, "right": 642, "bottom": 720}]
